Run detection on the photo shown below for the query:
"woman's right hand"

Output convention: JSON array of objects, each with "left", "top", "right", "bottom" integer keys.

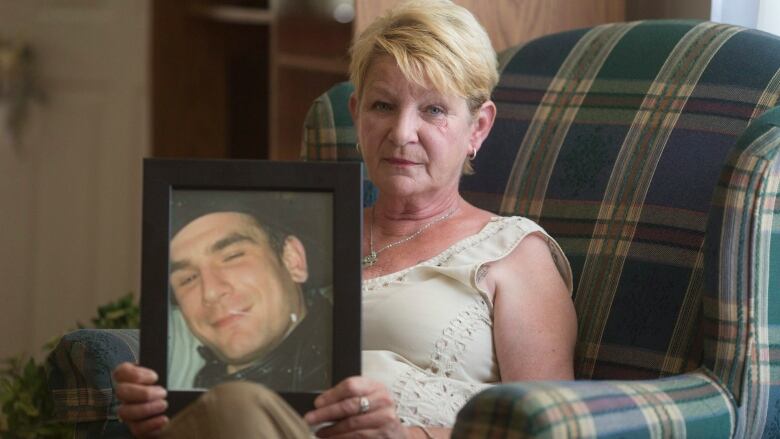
[{"left": 113, "top": 362, "right": 169, "bottom": 437}]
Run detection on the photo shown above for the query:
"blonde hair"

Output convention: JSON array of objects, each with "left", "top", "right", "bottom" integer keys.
[{"left": 349, "top": 0, "right": 498, "bottom": 112}]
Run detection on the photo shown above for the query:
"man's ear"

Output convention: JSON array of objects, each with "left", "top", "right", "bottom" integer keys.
[{"left": 281, "top": 236, "right": 309, "bottom": 283}]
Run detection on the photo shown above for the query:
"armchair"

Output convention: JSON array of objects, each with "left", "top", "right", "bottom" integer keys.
[
  {"left": 303, "top": 20, "right": 780, "bottom": 438},
  {"left": 46, "top": 20, "right": 780, "bottom": 438}
]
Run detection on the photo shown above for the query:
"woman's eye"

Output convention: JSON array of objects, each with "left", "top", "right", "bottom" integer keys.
[{"left": 427, "top": 106, "right": 445, "bottom": 116}]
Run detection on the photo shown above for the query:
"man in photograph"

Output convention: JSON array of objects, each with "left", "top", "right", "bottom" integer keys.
[{"left": 169, "top": 208, "right": 331, "bottom": 391}]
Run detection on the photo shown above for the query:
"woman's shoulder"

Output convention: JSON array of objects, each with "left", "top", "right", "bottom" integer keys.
[
  {"left": 485, "top": 216, "right": 574, "bottom": 295},
  {"left": 464, "top": 203, "right": 541, "bottom": 231},
  {"left": 468, "top": 213, "right": 547, "bottom": 239}
]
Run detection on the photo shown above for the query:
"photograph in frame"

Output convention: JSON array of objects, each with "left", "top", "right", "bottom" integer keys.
[{"left": 141, "top": 159, "right": 362, "bottom": 416}]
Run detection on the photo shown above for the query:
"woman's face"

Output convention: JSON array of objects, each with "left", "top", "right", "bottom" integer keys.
[{"left": 349, "top": 56, "right": 494, "bottom": 201}]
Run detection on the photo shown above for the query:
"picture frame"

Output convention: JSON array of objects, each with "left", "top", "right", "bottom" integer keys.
[{"left": 141, "top": 158, "right": 363, "bottom": 416}]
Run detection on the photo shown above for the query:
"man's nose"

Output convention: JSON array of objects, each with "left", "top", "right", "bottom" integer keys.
[
  {"left": 389, "top": 107, "right": 420, "bottom": 146},
  {"left": 200, "top": 266, "right": 231, "bottom": 305}
]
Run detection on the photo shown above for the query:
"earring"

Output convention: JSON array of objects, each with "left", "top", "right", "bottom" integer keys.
[
  {"left": 356, "top": 143, "right": 362, "bottom": 155},
  {"left": 468, "top": 149, "right": 477, "bottom": 160}
]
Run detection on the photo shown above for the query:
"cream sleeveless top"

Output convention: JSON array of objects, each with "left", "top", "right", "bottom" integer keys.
[{"left": 361, "top": 216, "right": 573, "bottom": 427}]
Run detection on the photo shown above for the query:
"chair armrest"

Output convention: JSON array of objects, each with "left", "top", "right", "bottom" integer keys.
[
  {"left": 452, "top": 370, "right": 735, "bottom": 438},
  {"left": 45, "top": 328, "right": 138, "bottom": 436}
]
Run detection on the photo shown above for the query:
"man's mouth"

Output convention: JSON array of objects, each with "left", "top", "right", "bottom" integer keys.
[{"left": 212, "top": 307, "right": 251, "bottom": 329}]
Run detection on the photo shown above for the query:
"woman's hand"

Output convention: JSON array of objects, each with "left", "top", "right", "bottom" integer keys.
[
  {"left": 303, "top": 376, "right": 408, "bottom": 438},
  {"left": 113, "top": 362, "right": 169, "bottom": 438}
]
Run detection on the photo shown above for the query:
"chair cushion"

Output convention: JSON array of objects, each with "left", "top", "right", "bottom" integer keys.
[{"left": 462, "top": 20, "right": 780, "bottom": 381}]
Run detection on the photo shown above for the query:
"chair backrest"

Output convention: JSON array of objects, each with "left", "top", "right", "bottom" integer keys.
[
  {"left": 302, "top": 19, "right": 780, "bottom": 436},
  {"left": 474, "top": 19, "right": 780, "bottom": 382}
]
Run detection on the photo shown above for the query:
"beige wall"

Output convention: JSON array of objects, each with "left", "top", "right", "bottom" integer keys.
[
  {"left": 626, "top": 0, "right": 711, "bottom": 20},
  {"left": 355, "top": 0, "right": 626, "bottom": 51},
  {"left": 0, "top": 0, "right": 150, "bottom": 359}
]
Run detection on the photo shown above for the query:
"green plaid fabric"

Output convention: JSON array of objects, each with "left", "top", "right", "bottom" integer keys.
[
  {"left": 303, "top": 20, "right": 780, "bottom": 438},
  {"left": 302, "top": 83, "right": 357, "bottom": 161},
  {"left": 703, "top": 106, "right": 780, "bottom": 438},
  {"left": 453, "top": 370, "right": 734, "bottom": 438},
  {"left": 302, "top": 82, "right": 377, "bottom": 206},
  {"left": 45, "top": 329, "right": 138, "bottom": 437}
]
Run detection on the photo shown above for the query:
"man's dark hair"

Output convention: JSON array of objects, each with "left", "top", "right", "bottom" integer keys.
[
  {"left": 243, "top": 214, "right": 286, "bottom": 259},
  {"left": 168, "top": 212, "right": 290, "bottom": 307}
]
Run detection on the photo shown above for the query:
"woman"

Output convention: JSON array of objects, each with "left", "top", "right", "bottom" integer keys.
[{"left": 114, "top": 0, "right": 577, "bottom": 437}]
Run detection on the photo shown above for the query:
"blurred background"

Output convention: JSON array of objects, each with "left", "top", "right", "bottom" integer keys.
[{"left": 0, "top": 0, "right": 776, "bottom": 360}]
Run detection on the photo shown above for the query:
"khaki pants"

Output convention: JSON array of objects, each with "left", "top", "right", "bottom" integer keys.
[{"left": 161, "top": 382, "right": 311, "bottom": 439}]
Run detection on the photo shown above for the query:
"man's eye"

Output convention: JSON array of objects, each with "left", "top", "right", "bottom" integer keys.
[
  {"left": 176, "top": 273, "right": 198, "bottom": 288},
  {"left": 223, "top": 251, "right": 245, "bottom": 262}
]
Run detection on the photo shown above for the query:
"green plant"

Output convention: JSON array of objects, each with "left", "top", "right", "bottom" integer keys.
[
  {"left": 79, "top": 292, "right": 140, "bottom": 329},
  {"left": 0, "top": 292, "right": 140, "bottom": 439},
  {"left": 0, "top": 357, "right": 71, "bottom": 439}
]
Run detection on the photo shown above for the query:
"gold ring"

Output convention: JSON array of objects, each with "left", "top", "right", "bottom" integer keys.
[{"left": 359, "top": 396, "right": 370, "bottom": 414}]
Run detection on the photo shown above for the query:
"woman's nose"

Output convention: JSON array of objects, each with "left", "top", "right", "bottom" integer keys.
[
  {"left": 389, "top": 108, "right": 420, "bottom": 146},
  {"left": 200, "top": 267, "right": 231, "bottom": 304}
]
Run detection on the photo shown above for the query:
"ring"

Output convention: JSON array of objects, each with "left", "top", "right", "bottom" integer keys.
[{"left": 359, "top": 396, "right": 370, "bottom": 414}]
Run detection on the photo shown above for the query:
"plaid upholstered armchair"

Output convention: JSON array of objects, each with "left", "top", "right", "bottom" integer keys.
[
  {"left": 302, "top": 20, "right": 780, "bottom": 438},
  {"left": 47, "top": 20, "right": 779, "bottom": 438}
]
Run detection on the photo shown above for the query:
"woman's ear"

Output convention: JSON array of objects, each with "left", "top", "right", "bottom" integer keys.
[
  {"left": 470, "top": 100, "right": 497, "bottom": 154},
  {"left": 349, "top": 92, "right": 359, "bottom": 126},
  {"left": 281, "top": 236, "right": 309, "bottom": 283}
]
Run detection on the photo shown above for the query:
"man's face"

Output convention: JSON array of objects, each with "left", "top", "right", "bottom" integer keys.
[{"left": 169, "top": 212, "right": 308, "bottom": 369}]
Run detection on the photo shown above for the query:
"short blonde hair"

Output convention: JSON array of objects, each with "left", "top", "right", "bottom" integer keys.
[{"left": 349, "top": 0, "right": 498, "bottom": 112}]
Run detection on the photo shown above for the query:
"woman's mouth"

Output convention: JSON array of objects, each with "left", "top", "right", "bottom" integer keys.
[{"left": 384, "top": 158, "right": 418, "bottom": 166}]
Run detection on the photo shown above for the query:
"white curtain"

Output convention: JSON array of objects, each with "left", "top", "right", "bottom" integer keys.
[{"left": 711, "top": 0, "right": 780, "bottom": 35}]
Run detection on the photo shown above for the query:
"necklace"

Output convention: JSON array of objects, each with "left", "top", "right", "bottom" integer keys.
[{"left": 362, "top": 206, "right": 457, "bottom": 268}]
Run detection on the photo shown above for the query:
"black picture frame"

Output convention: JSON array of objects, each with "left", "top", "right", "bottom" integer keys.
[{"left": 141, "top": 158, "right": 363, "bottom": 416}]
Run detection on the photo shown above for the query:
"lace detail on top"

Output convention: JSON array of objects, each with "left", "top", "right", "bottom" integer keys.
[
  {"left": 429, "top": 296, "right": 492, "bottom": 377},
  {"left": 392, "top": 294, "right": 492, "bottom": 426},
  {"left": 360, "top": 216, "right": 573, "bottom": 427},
  {"left": 363, "top": 217, "right": 508, "bottom": 292}
]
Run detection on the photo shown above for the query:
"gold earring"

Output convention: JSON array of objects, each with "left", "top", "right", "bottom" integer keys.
[{"left": 356, "top": 143, "right": 362, "bottom": 155}]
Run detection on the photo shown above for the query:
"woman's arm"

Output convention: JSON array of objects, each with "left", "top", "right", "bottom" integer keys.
[{"left": 487, "top": 233, "right": 577, "bottom": 381}]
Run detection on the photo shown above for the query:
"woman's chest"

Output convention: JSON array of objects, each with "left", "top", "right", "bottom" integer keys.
[{"left": 362, "top": 274, "right": 496, "bottom": 380}]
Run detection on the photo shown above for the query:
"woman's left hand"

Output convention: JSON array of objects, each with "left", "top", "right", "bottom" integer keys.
[{"left": 304, "top": 376, "right": 407, "bottom": 438}]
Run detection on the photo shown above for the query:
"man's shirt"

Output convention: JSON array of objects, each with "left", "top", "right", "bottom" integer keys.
[{"left": 193, "top": 287, "right": 332, "bottom": 391}]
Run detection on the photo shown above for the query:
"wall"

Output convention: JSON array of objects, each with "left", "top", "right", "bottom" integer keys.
[
  {"left": 355, "top": 0, "right": 626, "bottom": 52},
  {"left": 0, "top": 0, "right": 150, "bottom": 358},
  {"left": 626, "top": 0, "right": 711, "bottom": 20}
]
